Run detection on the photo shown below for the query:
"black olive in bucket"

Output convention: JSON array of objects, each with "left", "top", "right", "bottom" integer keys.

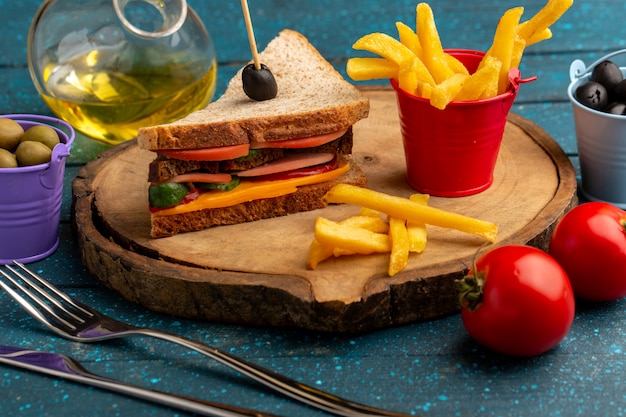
[
  {"left": 591, "top": 60, "right": 623, "bottom": 92},
  {"left": 575, "top": 81, "right": 608, "bottom": 111}
]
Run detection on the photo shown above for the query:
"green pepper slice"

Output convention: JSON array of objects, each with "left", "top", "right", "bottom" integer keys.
[
  {"left": 148, "top": 182, "right": 190, "bottom": 208},
  {"left": 197, "top": 175, "right": 241, "bottom": 192}
]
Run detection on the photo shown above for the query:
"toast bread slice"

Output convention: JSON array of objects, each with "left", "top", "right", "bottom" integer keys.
[{"left": 137, "top": 29, "right": 370, "bottom": 150}]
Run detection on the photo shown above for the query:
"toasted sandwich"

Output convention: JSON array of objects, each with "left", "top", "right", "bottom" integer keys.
[{"left": 137, "top": 29, "right": 370, "bottom": 238}]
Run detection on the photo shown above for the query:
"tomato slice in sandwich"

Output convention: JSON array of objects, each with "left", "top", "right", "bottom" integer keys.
[
  {"left": 155, "top": 143, "right": 250, "bottom": 161},
  {"left": 153, "top": 129, "right": 348, "bottom": 161}
]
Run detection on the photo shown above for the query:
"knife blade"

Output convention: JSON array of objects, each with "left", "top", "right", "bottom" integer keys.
[{"left": 0, "top": 345, "right": 279, "bottom": 417}]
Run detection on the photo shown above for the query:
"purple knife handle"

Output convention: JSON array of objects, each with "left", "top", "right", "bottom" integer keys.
[{"left": 0, "top": 346, "right": 80, "bottom": 375}]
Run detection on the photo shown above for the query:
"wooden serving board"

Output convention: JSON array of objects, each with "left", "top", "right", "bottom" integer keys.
[{"left": 72, "top": 89, "right": 578, "bottom": 333}]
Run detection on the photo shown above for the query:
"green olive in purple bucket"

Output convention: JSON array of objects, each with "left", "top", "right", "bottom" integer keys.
[
  {"left": 0, "top": 148, "right": 18, "bottom": 168},
  {"left": 0, "top": 118, "right": 24, "bottom": 152},
  {"left": 21, "top": 125, "right": 60, "bottom": 150},
  {"left": 15, "top": 141, "right": 52, "bottom": 166}
]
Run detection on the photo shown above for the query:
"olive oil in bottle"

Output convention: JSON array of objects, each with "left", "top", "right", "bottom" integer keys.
[
  {"left": 41, "top": 56, "right": 217, "bottom": 145},
  {"left": 28, "top": 0, "right": 217, "bottom": 145}
]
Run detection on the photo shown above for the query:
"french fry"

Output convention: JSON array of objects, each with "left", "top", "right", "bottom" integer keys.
[
  {"left": 388, "top": 217, "right": 410, "bottom": 276},
  {"left": 352, "top": 32, "right": 416, "bottom": 73},
  {"left": 307, "top": 214, "right": 390, "bottom": 267},
  {"left": 407, "top": 221, "right": 427, "bottom": 253},
  {"left": 517, "top": 0, "right": 573, "bottom": 43},
  {"left": 420, "top": 82, "right": 434, "bottom": 99},
  {"left": 430, "top": 72, "right": 470, "bottom": 110},
  {"left": 398, "top": 68, "right": 419, "bottom": 95},
  {"left": 409, "top": 56, "right": 437, "bottom": 87},
  {"left": 340, "top": 215, "right": 389, "bottom": 234},
  {"left": 360, "top": 207, "right": 382, "bottom": 218},
  {"left": 479, "top": 74, "right": 500, "bottom": 99},
  {"left": 416, "top": 3, "right": 455, "bottom": 84},
  {"left": 314, "top": 217, "right": 391, "bottom": 255},
  {"left": 526, "top": 27, "right": 552, "bottom": 46},
  {"left": 346, "top": 57, "right": 398, "bottom": 81},
  {"left": 407, "top": 194, "right": 429, "bottom": 253},
  {"left": 306, "top": 239, "right": 334, "bottom": 270},
  {"left": 455, "top": 56, "right": 502, "bottom": 101},
  {"left": 386, "top": 193, "right": 429, "bottom": 253},
  {"left": 482, "top": 6, "right": 524, "bottom": 95},
  {"left": 396, "top": 21, "right": 423, "bottom": 59},
  {"left": 444, "top": 53, "right": 469, "bottom": 76},
  {"left": 395, "top": 22, "right": 433, "bottom": 94},
  {"left": 332, "top": 215, "right": 389, "bottom": 257},
  {"left": 352, "top": 32, "right": 435, "bottom": 89},
  {"left": 323, "top": 184, "right": 498, "bottom": 243},
  {"left": 509, "top": 34, "right": 527, "bottom": 73}
]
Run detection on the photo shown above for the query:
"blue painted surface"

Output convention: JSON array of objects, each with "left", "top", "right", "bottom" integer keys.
[{"left": 1, "top": 1, "right": 626, "bottom": 416}]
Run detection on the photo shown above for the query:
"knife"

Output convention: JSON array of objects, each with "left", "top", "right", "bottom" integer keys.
[{"left": 0, "top": 345, "right": 280, "bottom": 417}]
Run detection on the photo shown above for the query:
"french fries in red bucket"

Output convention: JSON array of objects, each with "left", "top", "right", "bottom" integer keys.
[{"left": 347, "top": 1, "right": 572, "bottom": 196}]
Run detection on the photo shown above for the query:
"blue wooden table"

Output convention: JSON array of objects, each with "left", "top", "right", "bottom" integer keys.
[{"left": 2, "top": 1, "right": 626, "bottom": 416}]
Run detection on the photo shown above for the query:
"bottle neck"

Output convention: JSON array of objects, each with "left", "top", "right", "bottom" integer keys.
[{"left": 112, "top": 0, "right": 188, "bottom": 39}]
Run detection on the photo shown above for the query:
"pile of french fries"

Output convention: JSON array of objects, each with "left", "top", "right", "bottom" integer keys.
[
  {"left": 307, "top": 184, "right": 498, "bottom": 276},
  {"left": 346, "top": 0, "right": 573, "bottom": 109}
]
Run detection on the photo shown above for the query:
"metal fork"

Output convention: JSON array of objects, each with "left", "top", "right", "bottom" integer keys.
[{"left": 0, "top": 261, "right": 416, "bottom": 417}]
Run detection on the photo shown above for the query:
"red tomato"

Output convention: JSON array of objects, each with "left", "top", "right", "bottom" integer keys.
[
  {"left": 549, "top": 202, "right": 626, "bottom": 301},
  {"left": 458, "top": 245, "right": 575, "bottom": 357}
]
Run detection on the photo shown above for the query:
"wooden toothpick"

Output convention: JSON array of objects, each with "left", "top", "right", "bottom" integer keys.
[{"left": 241, "top": 0, "right": 261, "bottom": 70}]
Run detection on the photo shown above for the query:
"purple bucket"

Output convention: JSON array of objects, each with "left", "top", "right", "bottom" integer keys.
[{"left": 0, "top": 114, "right": 75, "bottom": 264}]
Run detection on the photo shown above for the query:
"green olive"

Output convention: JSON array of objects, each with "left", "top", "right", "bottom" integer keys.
[
  {"left": 15, "top": 141, "right": 52, "bottom": 166},
  {"left": 21, "top": 125, "right": 60, "bottom": 150},
  {"left": 0, "top": 118, "right": 24, "bottom": 152},
  {"left": 0, "top": 148, "right": 18, "bottom": 168}
]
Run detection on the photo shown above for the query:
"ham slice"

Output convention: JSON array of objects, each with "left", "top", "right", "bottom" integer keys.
[
  {"left": 237, "top": 153, "right": 335, "bottom": 177},
  {"left": 249, "top": 129, "right": 348, "bottom": 149}
]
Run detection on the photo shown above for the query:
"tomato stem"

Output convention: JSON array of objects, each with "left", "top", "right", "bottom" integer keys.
[
  {"left": 456, "top": 271, "right": 485, "bottom": 311},
  {"left": 456, "top": 245, "right": 490, "bottom": 311}
]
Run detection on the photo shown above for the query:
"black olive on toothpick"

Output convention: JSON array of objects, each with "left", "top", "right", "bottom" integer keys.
[
  {"left": 242, "top": 63, "right": 277, "bottom": 101},
  {"left": 240, "top": 0, "right": 277, "bottom": 101}
]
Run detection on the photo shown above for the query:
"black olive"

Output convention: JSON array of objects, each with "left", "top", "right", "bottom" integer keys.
[
  {"left": 242, "top": 63, "right": 278, "bottom": 101},
  {"left": 575, "top": 81, "right": 608, "bottom": 110},
  {"left": 606, "top": 102, "right": 626, "bottom": 115},
  {"left": 613, "top": 79, "right": 626, "bottom": 101},
  {"left": 591, "top": 60, "right": 623, "bottom": 92}
]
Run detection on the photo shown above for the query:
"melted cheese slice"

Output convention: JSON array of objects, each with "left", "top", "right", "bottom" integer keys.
[{"left": 153, "top": 163, "right": 351, "bottom": 216}]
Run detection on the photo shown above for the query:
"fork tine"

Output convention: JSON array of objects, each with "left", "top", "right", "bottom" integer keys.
[
  {"left": 5, "top": 265, "right": 81, "bottom": 322},
  {"left": 0, "top": 262, "right": 91, "bottom": 332},
  {"left": 0, "top": 268, "right": 74, "bottom": 330},
  {"left": 12, "top": 261, "right": 94, "bottom": 317}
]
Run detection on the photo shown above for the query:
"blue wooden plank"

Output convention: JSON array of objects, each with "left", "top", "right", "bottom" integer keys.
[{"left": 8, "top": 0, "right": 625, "bottom": 67}]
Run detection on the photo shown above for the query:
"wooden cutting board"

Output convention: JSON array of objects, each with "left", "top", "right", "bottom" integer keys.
[{"left": 72, "top": 88, "right": 578, "bottom": 333}]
